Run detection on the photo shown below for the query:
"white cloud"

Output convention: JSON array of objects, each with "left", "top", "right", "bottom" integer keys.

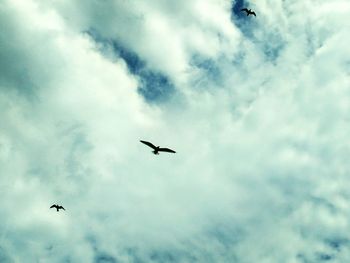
[{"left": 1, "top": 0, "right": 350, "bottom": 262}]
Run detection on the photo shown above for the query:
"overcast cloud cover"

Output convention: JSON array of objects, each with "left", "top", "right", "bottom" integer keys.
[{"left": 1, "top": 0, "right": 350, "bottom": 262}]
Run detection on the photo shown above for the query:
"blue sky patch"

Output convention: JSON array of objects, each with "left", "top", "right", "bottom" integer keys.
[
  {"left": 230, "top": 1, "right": 285, "bottom": 63},
  {"left": 231, "top": 0, "right": 246, "bottom": 19},
  {"left": 111, "top": 41, "right": 145, "bottom": 75},
  {"left": 230, "top": 0, "right": 256, "bottom": 36},
  {"left": 85, "top": 29, "right": 175, "bottom": 104}
]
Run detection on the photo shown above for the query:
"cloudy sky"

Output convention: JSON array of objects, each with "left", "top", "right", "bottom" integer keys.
[{"left": 1, "top": 0, "right": 350, "bottom": 262}]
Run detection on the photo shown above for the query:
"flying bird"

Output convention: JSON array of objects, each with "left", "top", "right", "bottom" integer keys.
[
  {"left": 140, "top": 140, "right": 176, "bottom": 155},
  {"left": 241, "top": 8, "right": 256, "bottom": 16},
  {"left": 50, "top": 204, "right": 65, "bottom": 212}
]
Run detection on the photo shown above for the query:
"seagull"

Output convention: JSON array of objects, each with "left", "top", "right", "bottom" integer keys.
[
  {"left": 50, "top": 204, "right": 65, "bottom": 212},
  {"left": 140, "top": 140, "right": 176, "bottom": 155},
  {"left": 241, "top": 8, "right": 256, "bottom": 16}
]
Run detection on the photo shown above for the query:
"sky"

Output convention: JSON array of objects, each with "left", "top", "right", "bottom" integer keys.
[{"left": 1, "top": 0, "right": 350, "bottom": 262}]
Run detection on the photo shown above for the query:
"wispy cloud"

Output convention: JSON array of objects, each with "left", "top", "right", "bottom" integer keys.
[{"left": 1, "top": 0, "right": 350, "bottom": 262}]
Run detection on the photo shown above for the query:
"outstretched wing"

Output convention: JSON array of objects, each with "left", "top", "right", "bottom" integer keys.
[
  {"left": 140, "top": 140, "right": 157, "bottom": 150},
  {"left": 241, "top": 8, "right": 249, "bottom": 13},
  {"left": 59, "top": 206, "right": 65, "bottom": 210},
  {"left": 50, "top": 205, "right": 56, "bottom": 209},
  {"left": 252, "top": 11, "right": 256, "bottom": 16},
  {"left": 158, "top": 148, "right": 176, "bottom": 153}
]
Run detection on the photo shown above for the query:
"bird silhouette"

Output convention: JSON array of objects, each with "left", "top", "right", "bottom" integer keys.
[
  {"left": 241, "top": 8, "right": 256, "bottom": 16},
  {"left": 140, "top": 140, "right": 176, "bottom": 155},
  {"left": 50, "top": 204, "right": 65, "bottom": 212}
]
